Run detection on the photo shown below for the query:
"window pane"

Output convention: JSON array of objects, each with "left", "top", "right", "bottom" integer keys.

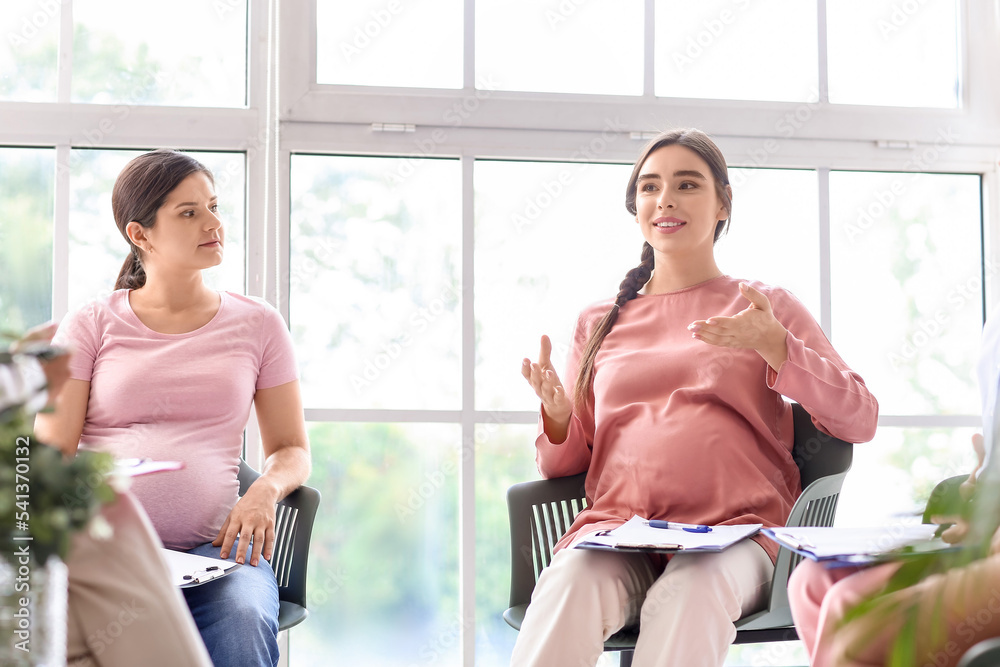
[
  {"left": 298, "top": 422, "right": 460, "bottom": 667},
  {"left": 474, "top": 160, "right": 636, "bottom": 411},
  {"left": 68, "top": 149, "right": 246, "bottom": 311},
  {"left": 836, "top": 426, "right": 978, "bottom": 528},
  {"left": 73, "top": 0, "right": 247, "bottom": 106},
  {"left": 475, "top": 423, "right": 541, "bottom": 667},
  {"left": 655, "top": 0, "right": 818, "bottom": 102},
  {"left": 476, "top": 0, "right": 643, "bottom": 95},
  {"left": 0, "top": 1, "right": 59, "bottom": 102},
  {"left": 0, "top": 148, "right": 54, "bottom": 331},
  {"left": 317, "top": 0, "right": 463, "bottom": 89},
  {"left": 830, "top": 171, "right": 981, "bottom": 416},
  {"left": 717, "top": 168, "right": 820, "bottom": 317},
  {"left": 827, "top": 0, "right": 959, "bottom": 108},
  {"left": 290, "top": 155, "right": 462, "bottom": 411},
  {"left": 726, "top": 643, "right": 807, "bottom": 666}
]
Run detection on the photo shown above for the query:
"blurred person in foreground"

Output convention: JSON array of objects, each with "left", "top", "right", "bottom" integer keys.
[
  {"left": 789, "top": 308, "right": 1000, "bottom": 667},
  {"left": 3, "top": 322, "right": 212, "bottom": 666}
]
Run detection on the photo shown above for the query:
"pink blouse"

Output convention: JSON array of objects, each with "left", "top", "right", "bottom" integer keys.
[
  {"left": 538, "top": 276, "right": 878, "bottom": 562},
  {"left": 57, "top": 290, "right": 299, "bottom": 550}
]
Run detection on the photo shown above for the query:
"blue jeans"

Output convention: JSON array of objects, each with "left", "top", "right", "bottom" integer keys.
[{"left": 180, "top": 541, "right": 280, "bottom": 667}]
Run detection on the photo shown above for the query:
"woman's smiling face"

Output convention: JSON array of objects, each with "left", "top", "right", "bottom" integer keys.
[{"left": 633, "top": 143, "right": 730, "bottom": 262}]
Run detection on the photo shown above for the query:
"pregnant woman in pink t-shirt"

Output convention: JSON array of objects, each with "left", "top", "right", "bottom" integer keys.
[
  {"left": 512, "top": 129, "right": 879, "bottom": 667},
  {"left": 35, "top": 149, "right": 311, "bottom": 667}
]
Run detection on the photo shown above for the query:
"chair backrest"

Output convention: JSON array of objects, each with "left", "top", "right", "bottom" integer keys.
[
  {"left": 747, "top": 404, "right": 853, "bottom": 627},
  {"left": 238, "top": 460, "right": 321, "bottom": 611},
  {"left": 506, "top": 472, "right": 587, "bottom": 610},
  {"left": 921, "top": 474, "right": 967, "bottom": 524},
  {"left": 791, "top": 403, "right": 853, "bottom": 490}
]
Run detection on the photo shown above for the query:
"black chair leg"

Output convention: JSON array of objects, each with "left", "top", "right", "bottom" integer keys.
[{"left": 619, "top": 650, "right": 634, "bottom": 667}]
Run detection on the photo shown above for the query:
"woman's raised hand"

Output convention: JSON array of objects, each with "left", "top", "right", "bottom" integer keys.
[
  {"left": 688, "top": 282, "right": 789, "bottom": 372},
  {"left": 522, "top": 335, "right": 572, "bottom": 442}
]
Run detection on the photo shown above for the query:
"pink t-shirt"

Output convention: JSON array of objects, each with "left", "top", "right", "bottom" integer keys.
[
  {"left": 540, "top": 276, "right": 879, "bottom": 562},
  {"left": 56, "top": 290, "right": 299, "bottom": 550}
]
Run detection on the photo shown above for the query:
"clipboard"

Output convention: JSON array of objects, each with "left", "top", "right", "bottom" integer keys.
[
  {"left": 762, "top": 525, "right": 959, "bottom": 567},
  {"left": 575, "top": 516, "right": 762, "bottom": 554},
  {"left": 161, "top": 548, "right": 240, "bottom": 588}
]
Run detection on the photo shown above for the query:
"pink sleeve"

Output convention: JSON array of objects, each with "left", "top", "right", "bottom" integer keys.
[
  {"left": 765, "top": 287, "right": 879, "bottom": 443},
  {"left": 255, "top": 305, "right": 299, "bottom": 390},
  {"left": 535, "top": 309, "right": 596, "bottom": 479},
  {"left": 54, "top": 303, "right": 99, "bottom": 383}
]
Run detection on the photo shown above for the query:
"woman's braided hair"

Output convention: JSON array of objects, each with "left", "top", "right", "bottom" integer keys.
[{"left": 571, "top": 128, "right": 732, "bottom": 408}]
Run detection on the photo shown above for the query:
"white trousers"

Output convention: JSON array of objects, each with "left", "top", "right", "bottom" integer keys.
[{"left": 510, "top": 539, "right": 773, "bottom": 667}]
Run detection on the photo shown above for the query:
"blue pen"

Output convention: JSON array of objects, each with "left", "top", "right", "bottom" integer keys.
[{"left": 648, "top": 520, "right": 712, "bottom": 533}]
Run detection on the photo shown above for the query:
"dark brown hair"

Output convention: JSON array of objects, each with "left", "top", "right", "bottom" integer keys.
[
  {"left": 572, "top": 128, "right": 733, "bottom": 407},
  {"left": 112, "top": 149, "right": 214, "bottom": 290}
]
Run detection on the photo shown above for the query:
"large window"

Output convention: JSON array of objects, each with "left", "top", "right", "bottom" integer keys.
[{"left": 3, "top": 1, "right": 998, "bottom": 666}]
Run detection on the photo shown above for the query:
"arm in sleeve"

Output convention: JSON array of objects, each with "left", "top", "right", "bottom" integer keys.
[
  {"left": 766, "top": 287, "right": 879, "bottom": 443},
  {"left": 535, "top": 309, "right": 597, "bottom": 478},
  {"left": 53, "top": 303, "right": 100, "bottom": 384},
  {"left": 33, "top": 305, "right": 99, "bottom": 454},
  {"left": 255, "top": 303, "right": 300, "bottom": 390}
]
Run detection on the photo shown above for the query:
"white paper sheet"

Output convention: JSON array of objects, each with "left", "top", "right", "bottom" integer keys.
[
  {"left": 576, "top": 515, "right": 762, "bottom": 552},
  {"left": 762, "top": 524, "right": 943, "bottom": 562}
]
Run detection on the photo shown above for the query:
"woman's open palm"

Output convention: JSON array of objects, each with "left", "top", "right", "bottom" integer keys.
[{"left": 522, "top": 335, "right": 572, "bottom": 430}]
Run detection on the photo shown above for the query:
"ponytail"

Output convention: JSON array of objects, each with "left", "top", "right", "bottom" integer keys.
[
  {"left": 115, "top": 248, "right": 147, "bottom": 290},
  {"left": 572, "top": 241, "right": 655, "bottom": 407}
]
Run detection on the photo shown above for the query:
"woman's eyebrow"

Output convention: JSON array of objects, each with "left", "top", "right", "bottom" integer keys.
[
  {"left": 673, "top": 170, "right": 707, "bottom": 180},
  {"left": 173, "top": 197, "right": 218, "bottom": 208},
  {"left": 637, "top": 170, "right": 707, "bottom": 182}
]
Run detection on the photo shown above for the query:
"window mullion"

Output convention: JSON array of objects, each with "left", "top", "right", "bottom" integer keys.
[
  {"left": 460, "top": 153, "right": 476, "bottom": 667},
  {"left": 816, "top": 0, "right": 829, "bottom": 104},
  {"left": 57, "top": 0, "right": 72, "bottom": 103},
  {"left": 643, "top": 0, "right": 654, "bottom": 98},
  {"left": 463, "top": 0, "right": 475, "bottom": 90},
  {"left": 52, "top": 145, "right": 70, "bottom": 321},
  {"left": 818, "top": 167, "right": 832, "bottom": 339}
]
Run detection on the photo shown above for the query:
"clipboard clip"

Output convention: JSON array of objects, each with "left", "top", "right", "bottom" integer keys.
[{"left": 183, "top": 566, "right": 225, "bottom": 584}]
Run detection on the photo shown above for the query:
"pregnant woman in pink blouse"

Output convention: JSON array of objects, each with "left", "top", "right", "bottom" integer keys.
[{"left": 512, "top": 128, "right": 879, "bottom": 666}]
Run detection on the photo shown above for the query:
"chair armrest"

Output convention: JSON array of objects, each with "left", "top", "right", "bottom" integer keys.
[
  {"left": 922, "top": 474, "right": 968, "bottom": 524},
  {"left": 737, "top": 470, "right": 849, "bottom": 632}
]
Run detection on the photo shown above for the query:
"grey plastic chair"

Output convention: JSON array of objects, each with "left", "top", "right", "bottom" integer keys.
[
  {"left": 237, "top": 459, "right": 321, "bottom": 631},
  {"left": 503, "top": 403, "right": 854, "bottom": 664}
]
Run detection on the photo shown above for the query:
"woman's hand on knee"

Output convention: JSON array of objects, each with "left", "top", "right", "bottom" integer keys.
[{"left": 213, "top": 490, "right": 277, "bottom": 567}]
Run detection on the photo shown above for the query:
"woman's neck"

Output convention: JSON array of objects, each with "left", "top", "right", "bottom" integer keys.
[
  {"left": 131, "top": 270, "right": 214, "bottom": 312},
  {"left": 643, "top": 253, "right": 723, "bottom": 295}
]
